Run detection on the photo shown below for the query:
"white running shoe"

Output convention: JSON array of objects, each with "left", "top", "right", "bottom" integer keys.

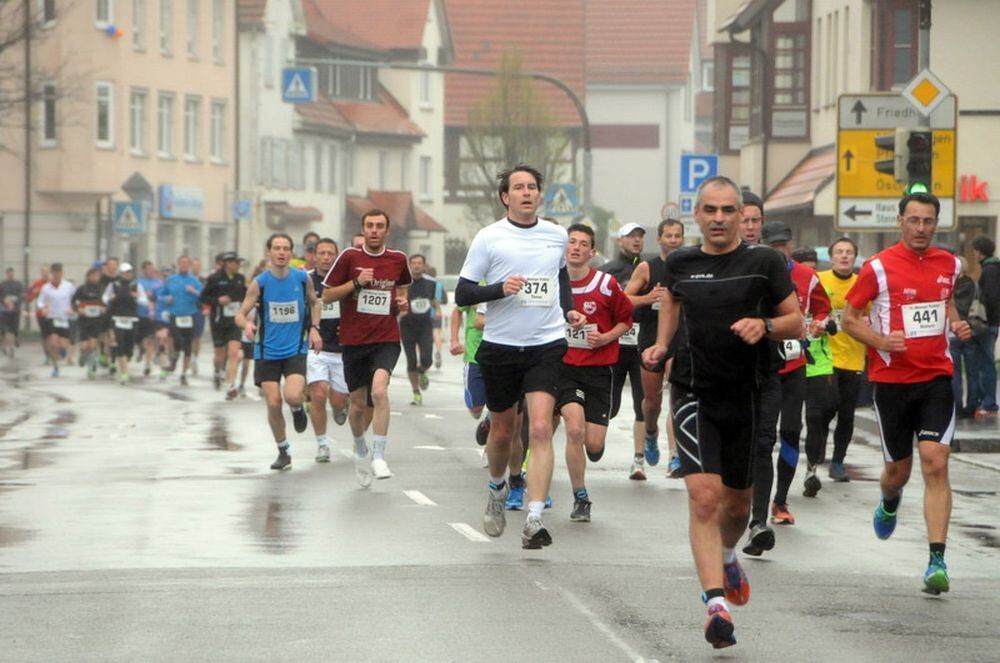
[
  {"left": 371, "top": 458, "right": 393, "bottom": 479},
  {"left": 353, "top": 451, "right": 373, "bottom": 487},
  {"left": 479, "top": 448, "right": 489, "bottom": 468},
  {"left": 315, "top": 445, "right": 331, "bottom": 463},
  {"left": 483, "top": 484, "right": 509, "bottom": 537}
]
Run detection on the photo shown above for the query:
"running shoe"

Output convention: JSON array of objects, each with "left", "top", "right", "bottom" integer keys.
[
  {"left": 86, "top": 366, "right": 96, "bottom": 380},
  {"left": 410, "top": 392, "right": 423, "bottom": 406},
  {"left": 629, "top": 458, "right": 647, "bottom": 481},
  {"left": 475, "top": 414, "right": 491, "bottom": 446},
  {"left": 505, "top": 483, "right": 525, "bottom": 510},
  {"left": 143, "top": 366, "right": 151, "bottom": 377},
  {"left": 803, "top": 467, "right": 822, "bottom": 498},
  {"left": 666, "top": 455, "right": 681, "bottom": 478},
  {"left": 521, "top": 517, "right": 552, "bottom": 549},
  {"left": 179, "top": 375, "right": 189, "bottom": 387},
  {"left": 570, "top": 498, "right": 592, "bottom": 522},
  {"left": 51, "top": 366, "right": 59, "bottom": 378},
  {"left": 434, "top": 351, "right": 442, "bottom": 369},
  {"left": 828, "top": 462, "right": 850, "bottom": 482},
  {"left": 226, "top": 384, "right": 239, "bottom": 401},
  {"left": 419, "top": 372, "right": 430, "bottom": 391},
  {"left": 544, "top": 495, "right": 554, "bottom": 509},
  {"left": 922, "top": 553, "right": 950, "bottom": 595},
  {"left": 239, "top": 385, "right": 247, "bottom": 398},
  {"left": 484, "top": 483, "right": 509, "bottom": 536},
  {"left": 353, "top": 450, "right": 373, "bottom": 488},
  {"left": 644, "top": 436, "right": 661, "bottom": 466},
  {"left": 873, "top": 497, "right": 899, "bottom": 540},
  {"left": 119, "top": 373, "right": 129, "bottom": 386},
  {"left": 723, "top": 559, "right": 751, "bottom": 606},
  {"left": 270, "top": 449, "right": 291, "bottom": 471},
  {"left": 371, "top": 458, "right": 393, "bottom": 479},
  {"left": 704, "top": 604, "right": 736, "bottom": 649},
  {"left": 333, "top": 406, "right": 348, "bottom": 426},
  {"left": 159, "top": 369, "right": 169, "bottom": 381},
  {"left": 213, "top": 373, "right": 222, "bottom": 390},
  {"left": 291, "top": 407, "right": 308, "bottom": 433},
  {"left": 315, "top": 445, "right": 330, "bottom": 463},
  {"left": 770, "top": 502, "right": 795, "bottom": 525},
  {"left": 742, "top": 522, "right": 776, "bottom": 557}
]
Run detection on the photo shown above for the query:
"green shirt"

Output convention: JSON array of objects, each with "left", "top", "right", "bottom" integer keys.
[
  {"left": 461, "top": 306, "right": 483, "bottom": 364},
  {"left": 806, "top": 334, "right": 834, "bottom": 378}
]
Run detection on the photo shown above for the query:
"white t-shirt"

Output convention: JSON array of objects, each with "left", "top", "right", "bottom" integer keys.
[
  {"left": 460, "top": 217, "right": 568, "bottom": 347},
  {"left": 37, "top": 281, "right": 76, "bottom": 320}
]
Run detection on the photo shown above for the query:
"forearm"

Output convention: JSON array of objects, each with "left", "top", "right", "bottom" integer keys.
[
  {"left": 653, "top": 300, "right": 679, "bottom": 348},
  {"left": 767, "top": 310, "right": 805, "bottom": 340},
  {"left": 559, "top": 267, "right": 573, "bottom": 318},
  {"left": 322, "top": 280, "right": 356, "bottom": 303},
  {"left": 449, "top": 310, "right": 461, "bottom": 344},
  {"left": 455, "top": 278, "right": 504, "bottom": 306}
]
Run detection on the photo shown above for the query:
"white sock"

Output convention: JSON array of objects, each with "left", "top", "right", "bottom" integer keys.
[
  {"left": 723, "top": 547, "right": 737, "bottom": 564},
  {"left": 277, "top": 441, "right": 289, "bottom": 451},
  {"left": 527, "top": 501, "right": 544, "bottom": 520},
  {"left": 707, "top": 596, "right": 728, "bottom": 611},
  {"left": 373, "top": 435, "right": 387, "bottom": 460},
  {"left": 489, "top": 470, "right": 509, "bottom": 487},
  {"left": 354, "top": 436, "right": 368, "bottom": 456},
  {"left": 316, "top": 435, "right": 329, "bottom": 447},
  {"left": 291, "top": 405, "right": 303, "bottom": 412}
]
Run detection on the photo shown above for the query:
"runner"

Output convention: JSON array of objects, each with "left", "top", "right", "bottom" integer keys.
[
  {"left": 159, "top": 256, "right": 204, "bottom": 386},
  {"left": 202, "top": 252, "right": 247, "bottom": 398},
  {"left": 237, "top": 233, "right": 322, "bottom": 470},
  {"left": 400, "top": 254, "right": 439, "bottom": 405},
  {"left": 322, "top": 209, "right": 412, "bottom": 484},
  {"left": 306, "top": 238, "right": 350, "bottom": 462},
  {"left": 558, "top": 223, "right": 633, "bottom": 522},
  {"left": 599, "top": 223, "right": 655, "bottom": 478},
  {"left": 841, "top": 192, "right": 970, "bottom": 596},
  {"left": 625, "top": 218, "right": 685, "bottom": 478},
  {"left": 26, "top": 265, "right": 52, "bottom": 361},
  {"left": 103, "top": 263, "right": 148, "bottom": 385},
  {"left": 71, "top": 268, "right": 107, "bottom": 378},
  {"left": 450, "top": 302, "right": 491, "bottom": 450},
  {"left": 641, "top": 176, "right": 802, "bottom": 649},
  {"left": 0, "top": 267, "right": 24, "bottom": 359},
  {"left": 429, "top": 264, "right": 447, "bottom": 369},
  {"left": 190, "top": 258, "right": 207, "bottom": 376},
  {"left": 36, "top": 263, "right": 77, "bottom": 377},
  {"left": 455, "top": 164, "right": 585, "bottom": 549},
  {"left": 136, "top": 262, "right": 163, "bottom": 377}
]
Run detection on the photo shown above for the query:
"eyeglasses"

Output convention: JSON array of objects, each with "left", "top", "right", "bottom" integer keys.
[{"left": 901, "top": 216, "right": 938, "bottom": 227}]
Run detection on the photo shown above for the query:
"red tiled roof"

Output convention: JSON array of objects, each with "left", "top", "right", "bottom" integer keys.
[
  {"left": 295, "top": 97, "right": 353, "bottom": 134},
  {"left": 302, "top": 0, "right": 382, "bottom": 50},
  {"left": 765, "top": 145, "right": 836, "bottom": 213},
  {"left": 445, "top": 0, "right": 586, "bottom": 127},
  {"left": 332, "top": 87, "right": 424, "bottom": 139},
  {"left": 307, "top": 0, "right": 430, "bottom": 51},
  {"left": 238, "top": 0, "right": 267, "bottom": 28},
  {"left": 347, "top": 192, "right": 447, "bottom": 232},
  {"left": 585, "top": 0, "right": 696, "bottom": 84}
]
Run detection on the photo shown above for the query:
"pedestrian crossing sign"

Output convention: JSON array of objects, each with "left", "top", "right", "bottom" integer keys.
[
  {"left": 113, "top": 201, "right": 146, "bottom": 235},
  {"left": 543, "top": 183, "right": 579, "bottom": 217},
  {"left": 281, "top": 67, "right": 317, "bottom": 103}
]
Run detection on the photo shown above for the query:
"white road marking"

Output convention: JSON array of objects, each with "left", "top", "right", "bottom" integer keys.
[
  {"left": 338, "top": 449, "right": 353, "bottom": 460},
  {"left": 403, "top": 490, "right": 437, "bottom": 506},
  {"left": 448, "top": 522, "right": 490, "bottom": 542},
  {"left": 413, "top": 445, "right": 445, "bottom": 451},
  {"left": 423, "top": 413, "right": 443, "bottom": 420}
]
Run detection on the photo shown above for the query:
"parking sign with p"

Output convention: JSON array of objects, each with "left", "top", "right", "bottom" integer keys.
[{"left": 680, "top": 154, "right": 719, "bottom": 194}]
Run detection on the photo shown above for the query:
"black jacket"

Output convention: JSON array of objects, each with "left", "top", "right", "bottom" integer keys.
[{"left": 979, "top": 257, "right": 1000, "bottom": 326}]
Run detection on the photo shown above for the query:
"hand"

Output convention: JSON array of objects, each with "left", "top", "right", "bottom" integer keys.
[
  {"left": 308, "top": 328, "right": 322, "bottom": 352},
  {"left": 566, "top": 310, "right": 587, "bottom": 330},
  {"left": 951, "top": 319, "right": 973, "bottom": 342},
  {"left": 356, "top": 267, "right": 375, "bottom": 286},
  {"left": 731, "top": 317, "right": 767, "bottom": 345},
  {"left": 396, "top": 295, "right": 409, "bottom": 313},
  {"left": 587, "top": 330, "right": 610, "bottom": 349},
  {"left": 879, "top": 330, "right": 907, "bottom": 352},
  {"left": 185, "top": 285, "right": 197, "bottom": 294},
  {"left": 449, "top": 341, "right": 464, "bottom": 356},
  {"left": 644, "top": 285, "right": 668, "bottom": 306},
  {"left": 243, "top": 322, "right": 256, "bottom": 340},
  {"left": 503, "top": 275, "right": 527, "bottom": 297},
  {"left": 808, "top": 317, "right": 828, "bottom": 337},
  {"left": 642, "top": 344, "right": 666, "bottom": 370},
  {"left": 218, "top": 295, "right": 231, "bottom": 305}
]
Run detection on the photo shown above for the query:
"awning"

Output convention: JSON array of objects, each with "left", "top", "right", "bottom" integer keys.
[
  {"left": 347, "top": 191, "right": 447, "bottom": 232},
  {"left": 764, "top": 145, "right": 835, "bottom": 215},
  {"left": 719, "top": 0, "right": 782, "bottom": 34}
]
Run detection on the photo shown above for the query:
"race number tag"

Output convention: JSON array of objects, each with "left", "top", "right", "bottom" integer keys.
[
  {"left": 565, "top": 323, "right": 598, "bottom": 349},
  {"left": 619, "top": 323, "right": 640, "bottom": 346},
  {"left": 902, "top": 301, "right": 946, "bottom": 338},
  {"left": 51, "top": 318, "right": 70, "bottom": 329},
  {"left": 269, "top": 301, "right": 299, "bottom": 323},
  {"left": 84, "top": 305, "right": 103, "bottom": 318},
  {"left": 781, "top": 339, "right": 802, "bottom": 361},
  {"left": 113, "top": 316, "right": 135, "bottom": 330},
  {"left": 357, "top": 289, "right": 391, "bottom": 316},
  {"left": 518, "top": 277, "right": 556, "bottom": 307},
  {"left": 174, "top": 315, "right": 194, "bottom": 329},
  {"left": 222, "top": 301, "right": 240, "bottom": 317},
  {"left": 410, "top": 298, "right": 431, "bottom": 315},
  {"left": 321, "top": 301, "right": 341, "bottom": 320}
]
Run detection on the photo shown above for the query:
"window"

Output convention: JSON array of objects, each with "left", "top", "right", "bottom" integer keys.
[
  {"left": 159, "top": 0, "right": 172, "bottom": 54},
  {"left": 702, "top": 61, "right": 714, "bottom": 92},
  {"left": 419, "top": 67, "right": 431, "bottom": 106},
  {"left": 157, "top": 92, "right": 174, "bottom": 156},
  {"left": 129, "top": 88, "right": 148, "bottom": 155},
  {"left": 186, "top": 0, "right": 198, "bottom": 58},
  {"left": 211, "top": 0, "right": 223, "bottom": 62},
  {"left": 320, "top": 63, "right": 376, "bottom": 101},
  {"left": 40, "top": 0, "right": 56, "bottom": 26},
  {"left": 96, "top": 0, "right": 113, "bottom": 26},
  {"left": 378, "top": 151, "right": 388, "bottom": 189},
  {"left": 271, "top": 139, "right": 286, "bottom": 187},
  {"left": 210, "top": 100, "right": 225, "bottom": 162},
  {"left": 313, "top": 143, "right": 323, "bottom": 191},
  {"left": 327, "top": 144, "right": 338, "bottom": 193},
  {"left": 184, "top": 95, "right": 200, "bottom": 159},
  {"left": 263, "top": 37, "right": 274, "bottom": 88},
  {"left": 873, "top": 0, "right": 918, "bottom": 90},
  {"left": 95, "top": 81, "right": 114, "bottom": 148},
  {"left": 419, "top": 156, "right": 431, "bottom": 200},
  {"left": 40, "top": 82, "right": 57, "bottom": 146},
  {"left": 768, "top": 1, "right": 810, "bottom": 138},
  {"left": 131, "top": 0, "right": 144, "bottom": 49},
  {"left": 727, "top": 51, "right": 751, "bottom": 150}
]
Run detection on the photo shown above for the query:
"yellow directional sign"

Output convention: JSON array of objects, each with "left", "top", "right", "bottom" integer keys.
[{"left": 837, "top": 129, "right": 955, "bottom": 198}]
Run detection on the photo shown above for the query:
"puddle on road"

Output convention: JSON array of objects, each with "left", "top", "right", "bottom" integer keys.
[
  {"left": 207, "top": 416, "right": 242, "bottom": 451},
  {"left": 21, "top": 449, "right": 53, "bottom": 470},
  {"left": 953, "top": 489, "right": 998, "bottom": 499},
  {"left": 246, "top": 496, "right": 300, "bottom": 555},
  {"left": 0, "top": 525, "right": 35, "bottom": 548}
]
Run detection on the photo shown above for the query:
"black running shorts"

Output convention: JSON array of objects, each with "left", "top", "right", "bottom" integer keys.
[
  {"left": 556, "top": 363, "right": 614, "bottom": 426},
  {"left": 254, "top": 354, "right": 306, "bottom": 386},
  {"left": 476, "top": 339, "right": 566, "bottom": 413},
  {"left": 343, "top": 342, "right": 402, "bottom": 394},
  {"left": 872, "top": 376, "right": 955, "bottom": 462},
  {"left": 211, "top": 321, "right": 243, "bottom": 348}
]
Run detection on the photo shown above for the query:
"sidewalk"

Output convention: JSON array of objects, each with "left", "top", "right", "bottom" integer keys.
[{"left": 852, "top": 405, "right": 1000, "bottom": 454}]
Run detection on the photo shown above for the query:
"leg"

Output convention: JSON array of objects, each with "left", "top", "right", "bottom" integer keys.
[
  {"left": 640, "top": 366, "right": 664, "bottom": 439},
  {"left": 225, "top": 340, "right": 241, "bottom": 387},
  {"left": 309, "top": 380, "right": 329, "bottom": 438},
  {"left": 686, "top": 474, "right": 726, "bottom": 591},
  {"left": 832, "top": 369, "right": 861, "bottom": 464},
  {"left": 773, "top": 367, "right": 806, "bottom": 507},
  {"left": 750, "top": 372, "right": 781, "bottom": 527},
  {"left": 488, "top": 407, "right": 517, "bottom": 479},
  {"left": 523, "top": 390, "right": 557, "bottom": 505},
  {"left": 918, "top": 441, "right": 952, "bottom": 544},
  {"left": 261, "top": 381, "right": 286, "bottom": 444},
  {"left": 562, "top": 403, "right": 587, "bottom": 490},
  {"left": 370, "top": 369, "right": 392, "bottom": 437}
]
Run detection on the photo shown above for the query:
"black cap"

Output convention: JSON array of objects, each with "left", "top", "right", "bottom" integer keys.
[
  {"left": 791, "top": 247, "right": 818, "bottom": 264},
  {"left": 761, "top": 221, "right": 792, "bottom": 245},
  {"left": 742, "top": 190, "right": 764, "bottom": 211},
  {"left": 220, "top": 251, "right": 241, "bottom": 262}
]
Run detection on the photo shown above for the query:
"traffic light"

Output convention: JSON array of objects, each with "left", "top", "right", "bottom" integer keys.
[{"left": 873, "top": 128, "right": 933, "bottom": 190}]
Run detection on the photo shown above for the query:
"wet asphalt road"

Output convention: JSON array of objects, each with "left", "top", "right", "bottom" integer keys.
[{"left": 1, "top": 345, "right": 999, "bottom": 662}]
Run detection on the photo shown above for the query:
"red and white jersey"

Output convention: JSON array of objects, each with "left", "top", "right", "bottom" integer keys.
[
  {"left": 564, "top": 268, "right": 633, "bottom": 367},
  {"left": 323, "top": 246, "right": 412, "bottom": 345},
  {"left": 846, "top": 242, "right": 961, "bottom": 383},
  {"left": 780, "top": 261, "right": 833, "bottom": 374}
]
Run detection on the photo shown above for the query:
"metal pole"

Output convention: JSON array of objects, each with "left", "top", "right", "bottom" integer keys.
[
  {"left": 233, "top": 0, "right": 241, "bottom": 255},
  {"left": 918, "top": 1, "right": 931, "bottom": 131},
  {"left": 22, "top": 0, "right": 32, "bottom": 287}
]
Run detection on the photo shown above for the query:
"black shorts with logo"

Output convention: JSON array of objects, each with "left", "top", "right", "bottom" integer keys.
[
  {"left": 170, "top": 316, "right": 195, "bottom": 354},
  {"left": 343, "top": 342, "right": 402, "bottom": 394},
  {"left": 476, "top": 339, "right": 567, "bottom": 413},
  {"left": 44, "top": 318, "right": 71, "bottom": 339},
  {"left": 78, "top": 317, "right": 105, "bottom": 341},
  {"left": 873, "top": 376, "right": 955, "bottom": 462},
  {"left": 254, "top": 354, "right": 307, "bottom": 386},
  {"left": 211, "top": 321, "right": 243, "bottom": 348},
  {"left": 0, "top": 312, "right": 18, "bottom": 336},
  {"left": 136, "top": 317, "right": 155, "bottom": 340},
  {"left": 556, "top": 363, "right": 614, "bottom": 426}
]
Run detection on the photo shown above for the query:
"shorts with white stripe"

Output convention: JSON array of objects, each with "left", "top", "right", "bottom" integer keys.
[
  {"left": 872, "top": 376, "right": 955, "bottom": 462},
  {"left": 670, "top": 385, "right": 759, "bottom": 489}
]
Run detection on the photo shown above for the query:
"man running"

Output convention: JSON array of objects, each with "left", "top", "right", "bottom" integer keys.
[
  {"left": 160, "top": 256, "right": 203, "bottom": 386},
  {"left": 322, "top": 209, "right": 412, "bottom": 484},
  {"left": 306, "top": 238, "right": 350, "bottom": 462},
  {"left": 558, "top": 223, "right": 633, "bottom": 522},
  {"left": 202, "top": 252, "right": 247, "bottom": 398},
  {"left": 237, "top": 233, "right": 322, "bottom": 470},
  {"left": 450, "top": 303, "right": 491, "bottom": 449},
  {"left": 400, "top": 254, "right": 440, "bottom": 405},
  {"left": 136, "top": 262, "right": 163, "bottom": 377},
  {"left": 36, "top": 263, "right": 76, "bottom": 377},
  {"left": 642, "top": 176, "right": 802, "bottom": 649},
  {"left": 841, "top": 192, "right": 970, "bottom": 596},
  {"left": 71, "top": 268, "right": 106, "bottom": 378},
  {"left": 455, "top": 164, "right": 586, "bottom": 549},
  {"left": 103, "top": 263, "right": 148, "bottom": 384},
  {"left": 0, "top": 267, "right": 24, "bottom": 359}
]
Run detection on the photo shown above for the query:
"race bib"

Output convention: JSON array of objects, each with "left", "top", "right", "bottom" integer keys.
[
  {"left": 174, "top": 315, "right": 194, "bottom": 329},
  {"left": 518, "top": 277, "right": 556, "bottom": 307},
  {"left": 268, "top": 300, "right": 299, "bottom": 324},
  {"left": 410, "top": 298, "right": 431, "bottom": 315},
  {"left": 113, "top": 316, "right": 135, "bottom": 330},
  {"left": 84, "top": 305, "right": 103, "bottom": 318},
  {"left": 51, "top": 318, "right": 69, "bottom": 329},
  {"left": 321, "top": 301, "right": 341, "bottom": 320},
  {"left": 781, "top": 339, "right": 802, "bottom": 361},
  {"left": 619, "top": 323, "right": 640, "bottom": 347},
  {"left": 357, "top": 289, "right": 391, "bottom": 316},
  {"left": 902, "top": 301, "right": 946, "bottom": 338},
  {"left": 565, "top": 323, "right": 598, "bottom": 349},
  {"left": 222, "top": 301, "right": 240, "bottom": 317}
]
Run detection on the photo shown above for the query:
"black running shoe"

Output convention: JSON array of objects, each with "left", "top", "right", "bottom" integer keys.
[
  {"left": 570, "top": 498, "right": 592, "bottom": 522},
  {"left": 803, "top": 470, "right": 822, "bottom": 498},
  {"left": 742, "top": 522, "right": 775, "bottom": 557},
  {"left": 270, "top": 450, "right": 291, "bottom": 470},
  {"left": 179, "top": 375, "right": 188, "bottom": 386},
  {"left": 292, "top": 407, "right": 308, "bottom": 433},
  {"left": 521, "top": 518, "right": 552, "bottom": 549},
  {"left": 475, "top": 415, "right": 491, "bottom": 446}
]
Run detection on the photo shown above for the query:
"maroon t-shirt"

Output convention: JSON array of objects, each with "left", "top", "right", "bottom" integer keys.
[{"left": 323, "top": 246, "right": 412, "bottom": 345}]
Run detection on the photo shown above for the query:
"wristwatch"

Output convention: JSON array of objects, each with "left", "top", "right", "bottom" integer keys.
[{"left": 763, "top": 318, "right": 774, "bottom": 334}]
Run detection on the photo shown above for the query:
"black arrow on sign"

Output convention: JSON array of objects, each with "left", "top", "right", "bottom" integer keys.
[
  {"left": 844, "top": 205, "right": 872, "bottom": 221},
  {"left": 843, "top": 149, "right": 855, "bottom": 171},
  {"left": 851, "top": 100, "right": 868, "bottom": 125}
]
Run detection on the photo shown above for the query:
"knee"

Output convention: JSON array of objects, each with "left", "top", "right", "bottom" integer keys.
[
  {"left": 921, "top": 455, "right": 950, "bottom": 482},
  {"left": 688, "top": 487, "right": 721, "bottom": 522},
  {"left": 565, "top": 421, "right": 586, "bottom": 445},
  {"left": 723, "top": 496, "right": 751, "bottom": 523},
  {"left": 528, "top": 420, "right": 552, "bottom": 445},
  {"left": 370, "top": 384, "right": 389, "bottom": 404}
]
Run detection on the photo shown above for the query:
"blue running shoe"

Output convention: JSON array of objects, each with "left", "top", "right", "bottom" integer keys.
[
  {"left": 704, "top": 604, "right": 736, "bottom": 649},
  {"left": 723, "top": 559, "right": 751, "bottom": 606},
  {"left": 544, "top": 495, "right": 553, "bottom": 509},
  {"left": 667, "top": 454, "right": 682, "bottom": 478},
  {"left": 923, "top": 553, "right": 950, "bottom": 595},
  {"left": 644, "top": 435, "right": 661, "bottom": 466},
  {"left": 505, "top": 483, "right": 525, "bottom": 510},
  {"left": 873, "top": 497, "right": 899, "bottom": 540}
]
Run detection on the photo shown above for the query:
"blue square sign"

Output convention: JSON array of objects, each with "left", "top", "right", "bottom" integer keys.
[
  {"left": 282, "top": 67, "right": 317, "bottom": 103},
  {"left": 679, "top": 154, "right": 719, "bottom": 194}
]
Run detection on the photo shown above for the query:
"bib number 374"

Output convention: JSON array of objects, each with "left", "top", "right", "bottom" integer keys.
[{"left": 518, "top": 278, "right": 555, "bottom": 307}]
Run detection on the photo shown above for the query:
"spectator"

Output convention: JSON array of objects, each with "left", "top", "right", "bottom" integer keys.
[
  {"left": 950, "top": 257, "right": 979, "bottom": 418},
  {"left": 971, "top": 236, "right": 1000, "bottom": 417}
]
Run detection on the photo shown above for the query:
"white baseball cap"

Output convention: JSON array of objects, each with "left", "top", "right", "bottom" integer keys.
[
  {"left": 617, "top": 223, "right": 646, "bottom": 238},
  {"left": 120, "top": 262, "right": 134, "bottom": 272}
]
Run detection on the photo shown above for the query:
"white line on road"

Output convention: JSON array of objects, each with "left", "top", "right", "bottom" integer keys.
[
  {"left": 448, "top": 522, "right": 490, "bottom": 542},
  {"left": 338, "top": 449, "right": 353, "bottom": 460},
  {"left": 414, "top": 445, "right": 445, "bottom": 451},
  {"left": 423, "top": 414, "right": 443, "bottom": 419},
  {"left": 403, "top": 490, "right": 437, "bottom": 506}
]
